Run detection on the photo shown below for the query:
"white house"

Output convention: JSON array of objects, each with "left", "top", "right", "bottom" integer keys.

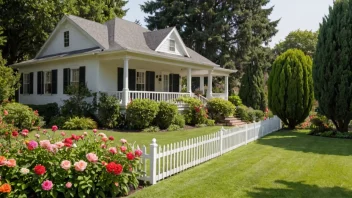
[{"left": 12, "top": 15, "right": 235, "bottom": 108}]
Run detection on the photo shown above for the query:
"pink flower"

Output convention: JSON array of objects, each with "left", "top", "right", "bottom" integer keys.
[
  {"left": 120, "top": 139, "right": 127, "bottom": 144},
  {"left": 65, "top": 182, "right": 72, "bottom": 188},
  {"left": 55, "top": 142, "right": 65, "bottom": 149},
  {"left": 60, "top": 160, "right": 71, "bottom": 170},
  {"left": 42, "top": 130, "right": 47, "bottom": 134},
  {"left": 35, "top": 134, "right": 40, "bottom": 139},
  {"left": 93, "top": 129, "right": 97, "bottom": 133},
  {"left": 3, "top": 110, "right": 8, "bottom": 116},
  {"left": 60, "top": 131, "right": 66, "bottom": 137},
  {"left": 41, "top": 180, "right": 53, "bottom": 191},
  {"left": 109, "top": 136, "right": 114, "bottom": 141},
  {"left": 52, "top": 125, "right": 58, "bottom": 132},
  {"left": 120, "top": 146, "right": 127, "bottom": 153},
  {"left": 39, "top": 140, "right": 51, "bottom": 149},
  {"left": 6, "top": 159, "right": 16, "bottom": 167},
  {"left": 27, "top": 140, "right": 38, "bottom": 150},
  {"left": 135, "top": 149, "right": 143, "bottom": 157},
  {"left": 21, "top": 129, "right": 29, "bottom": 137},
  {"left": 86, "top": 153, "right": 98, "bottom": 163},
  {"left": 47, "top": 144, "right": 58, "bottom": 153},
  {"left": 109, "top": 147, "right": 117, "bottom": 155},
  {"left": 101, "top": 137, "right": 108, "bottom": 142},
  {"left": 101, "top": 144, "right": 106, "bottom": 149},
  {"left": 74, "top": 160, "right": 87, "bottom": 172}
]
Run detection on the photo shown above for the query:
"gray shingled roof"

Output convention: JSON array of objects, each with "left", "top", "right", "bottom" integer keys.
[{"left": 31, "top": 15, "right": 219, "bottom": 67}]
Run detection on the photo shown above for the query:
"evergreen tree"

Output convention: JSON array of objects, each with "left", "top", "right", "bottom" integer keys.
[
  {"left": 313, "top": 0, "right": 352, "bottom": 132},
  {"left": 268, "top": 49, "right": 314, "bottom": 129},
  {"left": 0, "top": 0, "right": 128, "bottom": 65}
]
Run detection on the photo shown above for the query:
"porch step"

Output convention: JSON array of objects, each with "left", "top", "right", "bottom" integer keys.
[{"left": 223, "top": 117, "right": 247, "bottom": 126}]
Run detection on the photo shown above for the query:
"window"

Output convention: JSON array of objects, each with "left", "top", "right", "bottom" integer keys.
[
  {"left": 169, "top": 39, "right": 175, "bottom": 52},
  {"left": 44, "top": 71, "right": 52, "bottom": 94},
  {"left": 136, "top": 71, "right": 145, "bottom": 91},
  {"left": 64, "top": 31, "right": 69, "bottom": 47},
  {"left": 23, "top": 74, "right": 30, "bottom": 94},
  {"left": 71, "top": 68, "right": 79, "bottom": 87},
  {"left": 163, "top": 74, "right": 169, "bottom": 92}
]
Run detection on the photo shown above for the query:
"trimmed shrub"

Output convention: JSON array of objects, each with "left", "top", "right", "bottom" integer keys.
[
  {"left": 310, "top": 115, "right": 333, "bottom": 133},
  {"left": 126, "top": 99, "right": 159, "bottom": 130},
  {"left": 172, "top": 114, "right": 185, "bottom": 128},
  {"left": 229, "top": 95, "right": 243, "bottom": 106},
  {"left": 206, "top": 119, "right": 216, "bottom": 126},
  {"left": 177, "top": 97, "right": 207, "bottom": 125},
  {"left": 49, "top": 116, "right": 69, "bottom": 129},
  {"left": 176, "top": 97, "right": 202, "bottom": 106},
  {"left": 236, "top": 106, "right": 250, "bottom": 122},
  {"left": 63, "top": 117, "right": 98, "bottom": 130},
  {"left": 207, "top": 98, "right": 235, "bottom": 122},
  {"left": 155, "top": 102, "right": 178, "bottom": 129},
  {"left": 28, "top": 103, "right": 59, "bottom": 125},
  {"left": 98, "top": 93, "right": 120, "bottom": 128},
  {"left": 268, "top": 49, "right": 314, "bottom": 129},
  {"left": 1, "top": 102, "right": 40, "bottom": 129},
  {"left": 142, "top": 126, "right": 160, "bottom": 132},
  {"left": 167, "top": 124, "right": 182, "bottom": 131},
  {"left": 254, "top": 110, "right": 265, "bottom": 122}
]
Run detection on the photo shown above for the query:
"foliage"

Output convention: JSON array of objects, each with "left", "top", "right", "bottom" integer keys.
[
  {"left": 141, "top": 0, "right": 278, "bottom": 90},
  {"left": 155, "top": 102, "right": 178, "bottom": 130},
  {"left": 274, "top": 30, "right": 318, "bottom": 57},
  {"left": 253, "top": 110, "right": 265, "bottom": 122},
  {"left": 310, "top": 115, "right": 333, "bottom": 134},
  {"left": 0, "top": 128, "right": 142, "bottom": 197},
  {"left": 235, "top": 106, "right": 250, "bottom": 122},
  {"left": 28, "top": 103, "right": 59, "bottom": 125},
  {"left": 206, "top": 98, "right": 235, "bottom": 123},
  {"left": 228, "top": 95, "right": 243, "bottom": 106},
  {"left": 97, "top": 93, "right": 120, "bottom": 128},
  {"left": 126, "top": 99, "right": 159, "bottom": 130},
  {"left": 0, "top": 102, "right": 40, "bottom": 130},
  {"left": 176, "top": 97, "right": 202, "bottom": 106},
  {"left": 0, "top": 60, "right": 20, "bottom": 103},
  {"left": 49, "top": 116, "right": 69, "bottom": 129},
  {"left": 167, "top": 124, "right": 182, "bottom": 132},
  {"left": 61, "top": 84, "right": 97, "bottom": 118},
  {"left": 63, "top": 117, "right": 98, "bottom": 130},
  {"left": 206, "top": 119, "right": 216, "bottom": 126},
  {"left": 171, "top": 114, "right": 185, "bottom": 128},
  {"left": 0, "top": 26, "right": 5, "bottom": 47},
  {"left": 313, "top": 0, "right": 352, "bottom": 132},
  {"left": 178, "top": 97, "right": 208, "bottom": 126},
  {"left": 142, "top": 126, "right": 160, "bottom": 133},
  {"left": 268, "top": 49, "right": 314, "bottom": 129},
  {"left": 0, "top": 0, "right": 128, "bottom": 65}
]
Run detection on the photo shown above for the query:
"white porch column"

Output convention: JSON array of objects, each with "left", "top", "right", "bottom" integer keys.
[
  {"left": 225, "top": 76, "right": 229, "bottom": 100},
  {"left": 187, "top": 68, "right": 192, "bottom": 95},
  {"left": 207, "top": 70, "right": 213, "bottom": 99},
  {"left": 200, "top": 76, "right": 205, "bottom": 95},
  {"left": 122, "top": 57, "right": 129, "bottom": 107}
]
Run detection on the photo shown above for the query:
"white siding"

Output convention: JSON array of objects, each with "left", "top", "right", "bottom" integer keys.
[
  {"left": 157, "top": 31, "right": 188, "bottom": 57},
  {"left": 19, "top": 57, "right": 100, "bottom": 106},
  {"left": 99, "top": 63, "right": 117, "bottom": 92},
  {"left": 39, "top": 21, "right": 98, "bottom": 57}
]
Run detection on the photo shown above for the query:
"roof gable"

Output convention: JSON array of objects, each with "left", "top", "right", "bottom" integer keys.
[
  {"left": 154, "top": 28, "right": 190, "bottom": 57},
  {"left": 143, "top": 27, "right": 174, "bottom": 50}
]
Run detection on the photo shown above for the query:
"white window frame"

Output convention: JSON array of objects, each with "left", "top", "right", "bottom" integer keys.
[
  {"left": 71, "top": 68, "right": 80, "bottom": 87},
  {"left": 44, "top": 71, "right": 52, "bottom": 94},
  {"left": 169, "top": 39, "right": 176, "bottom": 52},
  {"left": 23, "top": 73, "right": 30, "bottom": 94},
  {"left": 162, "top": 72, "right": 170, "bottom": 92},
  {"left": 64, "top": 31, "right": 70, "bottom": 47},
  {"left": 136, "top": 70, "right": 146, "bottom": 91}
]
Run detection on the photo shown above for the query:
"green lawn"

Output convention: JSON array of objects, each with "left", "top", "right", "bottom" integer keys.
[
  {"left": 28, "top": 126, "right": 223, "bottom": 147},
  {"left": 130, "top": 130, "right": 352, "bottom": 198}
]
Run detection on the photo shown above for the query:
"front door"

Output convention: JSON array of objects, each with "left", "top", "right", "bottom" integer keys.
[{"left": 169, "top": 74, "right": 180, "bottom": 92}]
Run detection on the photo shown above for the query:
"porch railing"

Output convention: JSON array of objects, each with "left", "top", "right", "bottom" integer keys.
[
  {"left": 212, "top": 93, "right": 226, "bottom": 99},
  {"left": 129, "top": 91, "right": 191, "bottom": 103}
]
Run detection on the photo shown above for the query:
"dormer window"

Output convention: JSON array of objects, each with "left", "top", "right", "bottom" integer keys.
[
  {"left": 169, "top": 39, "right": 175, "bottom": 52},
  {"left": 64, "top": 31, "right": 69, "bottom": 47}
]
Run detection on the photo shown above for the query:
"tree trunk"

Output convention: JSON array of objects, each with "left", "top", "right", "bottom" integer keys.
[{"left": 335, "top": 120, "right": 349, "bottom": 133}]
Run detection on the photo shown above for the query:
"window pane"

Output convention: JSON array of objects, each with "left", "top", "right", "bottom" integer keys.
[
  {"left": 170, "top": 40, "right": 175, "bottom": 51},
  {"left": 71, "top": 69, "right": 79, "bottom": 83},
  {"left": 163, "top": 75, "right": 169, "bottom": 92}
]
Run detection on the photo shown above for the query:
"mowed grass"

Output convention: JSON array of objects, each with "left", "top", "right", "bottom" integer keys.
[
  {"left": 130, "top": 130, "right": 352, "bottom": 198},
  {"left": 28, "top": 126, "right": 223, "bottom": 147}
]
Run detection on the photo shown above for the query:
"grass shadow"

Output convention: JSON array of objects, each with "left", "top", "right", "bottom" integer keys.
[
  {"left": 257, "top": 129, "right": 352, "bottom": 156},
  {"left": 247, "top": 180, "right": 352, "bottom": 198}
]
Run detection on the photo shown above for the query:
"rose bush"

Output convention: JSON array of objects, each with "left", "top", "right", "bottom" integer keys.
[{"left": 0, "top": 125, "right": 143, "bottom": 197}]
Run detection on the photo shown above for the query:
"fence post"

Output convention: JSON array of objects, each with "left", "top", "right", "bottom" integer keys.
[
  {"left": 245, "top": 124, "right": 248, "bottom": 145},
  {"left": 150, "top": 138, "right": 158, "bottom": 185},
  {"left": 220, "top": 127, "right": 224, "bottom": 155}
]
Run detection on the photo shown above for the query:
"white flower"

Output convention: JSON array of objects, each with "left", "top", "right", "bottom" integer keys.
[
  {"left": 72, "top": 143, "right": 77, "bottom": 148},
  {"left": 20, "top": 168, "right": 29, "bottom": 175}
]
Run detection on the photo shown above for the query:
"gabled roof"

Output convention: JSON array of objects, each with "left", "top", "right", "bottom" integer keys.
[{"left": 144, "top": 27, "right": 174, "bottom": 50}]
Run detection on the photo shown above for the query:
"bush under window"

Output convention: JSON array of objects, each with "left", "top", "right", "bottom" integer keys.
[
  {"left": 1, "top": 102, "right": 40, "bottom": 129},
  {"left": 155, "top": 102, "right": 178, "bottom": 129},
  {"left": 207, "top": 98, "right": 235, "bottom": 122},
  {"left": 126, "top": 99, "right": 159, "bottom": 130},
  {"left": 97, "top": 93, "right": 120, "bottom": 128},
  {"left": 63, "top": 117, "right": 98, "bottom": 130}
]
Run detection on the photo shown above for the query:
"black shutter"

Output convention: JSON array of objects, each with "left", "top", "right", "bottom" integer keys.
[
  {"left": 37, "top": 71, "right": 43, "bottom": 95},
  {"left": 20, "top": 73, "right": 23, "bottom": 94},
  {"left": 169, "top": 74, "right": 173, "bottom": 92},
  {"left": 129, "top": 69, "right": 136, "bottom": 90},
  {"left": 118, "top": 67, "right": 123, "bottom": 91},
  {"left": 79, "top": 66, "right": 86, "bottom": 86},
  {"left": 146, "top": 71, "right": 155, "bottom": 91},
  {"left": 173, "top": 74, "right": 180, "bottom": 92},
  {"left": 204, "top": 77, "right": 208, "bottom": 87},
  {"left": 63, "top": 68, "right": 70, "bottom": 94},
  {"left": 29, "top": 72, "right": 34, "bottom": 94},
  {"left": 52, "top": 70, "right": 58, "bottom": 94}
]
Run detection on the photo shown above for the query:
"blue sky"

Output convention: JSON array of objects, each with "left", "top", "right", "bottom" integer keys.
[{"left": 123, "top": 0, "right": 334, "bottom": 46}]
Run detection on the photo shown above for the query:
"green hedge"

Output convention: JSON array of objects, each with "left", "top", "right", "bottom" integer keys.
[
  {"left": 155, "top": 102, "right": 178, "bottom": 129},
  {"left": 126, "top": 99, "right": 159, "bottom": 130},
  {"left": 1, "top": 102, "right": 40, "bottom": 129},
  {"left": 63, "top": 117, "right": 98, "bottom": 130},
  {"left": 27, "top": 103, "right": 59, "bottom": 125},
  {"left": 207, "top": 98, "right": 235, "bottom": 122},
  {"left": 97, "top": 93, "right": 120, "bottom": 128},
  {"left": 229, "top": 95, "right": 243, "bottom": 106}
]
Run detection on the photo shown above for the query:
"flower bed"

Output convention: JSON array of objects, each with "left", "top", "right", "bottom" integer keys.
[{"left": 0, "top": 126, "right": 143, "bottom": 197}]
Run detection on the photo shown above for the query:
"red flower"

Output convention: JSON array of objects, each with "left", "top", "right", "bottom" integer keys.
[
  {"left": 106, "top": 162, "right": 123, "bottom": 175},
  {"left": 21, "top": 129, "right": 29, "bottom": 136},
  {"left": 51, "top": 125, "right": 58, "bottom": 132},
  {"left": 12, "top": 131, "right": 18, "bottom": 137},
  {"left": 71, "top": 134, "right": 80, "bottom": 141},
  {"left": 135, "top": 149, "right": 143, "bottom": 157},
  {"left": 109, "top": 136, "right": 114, "bottom": 141},
  {"left": 63, "top": 138, "right": 73, "bottom": 147},
  {"left": 34, "top": 164, "right": 46, "bottom": 175},
  {"left": 126, "top": 152, "right": 135, "bottom": 160}
]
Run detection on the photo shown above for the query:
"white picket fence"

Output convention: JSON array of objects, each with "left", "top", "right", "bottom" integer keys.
[{"left": 138, "top": 116, "right": 282, "bottom": 184}]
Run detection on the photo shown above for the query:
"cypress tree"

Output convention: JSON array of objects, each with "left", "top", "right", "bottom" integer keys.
[
  {"left": 268, "top": 49, "right": 314, "bottom": 129},
  {"left": 313, "top": 0, "right": 352, "bottom": 132}
]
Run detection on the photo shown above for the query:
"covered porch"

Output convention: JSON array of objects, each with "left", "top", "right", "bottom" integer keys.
[{"left": 98, "top": 53, "right": 234, "bottom": 107}]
